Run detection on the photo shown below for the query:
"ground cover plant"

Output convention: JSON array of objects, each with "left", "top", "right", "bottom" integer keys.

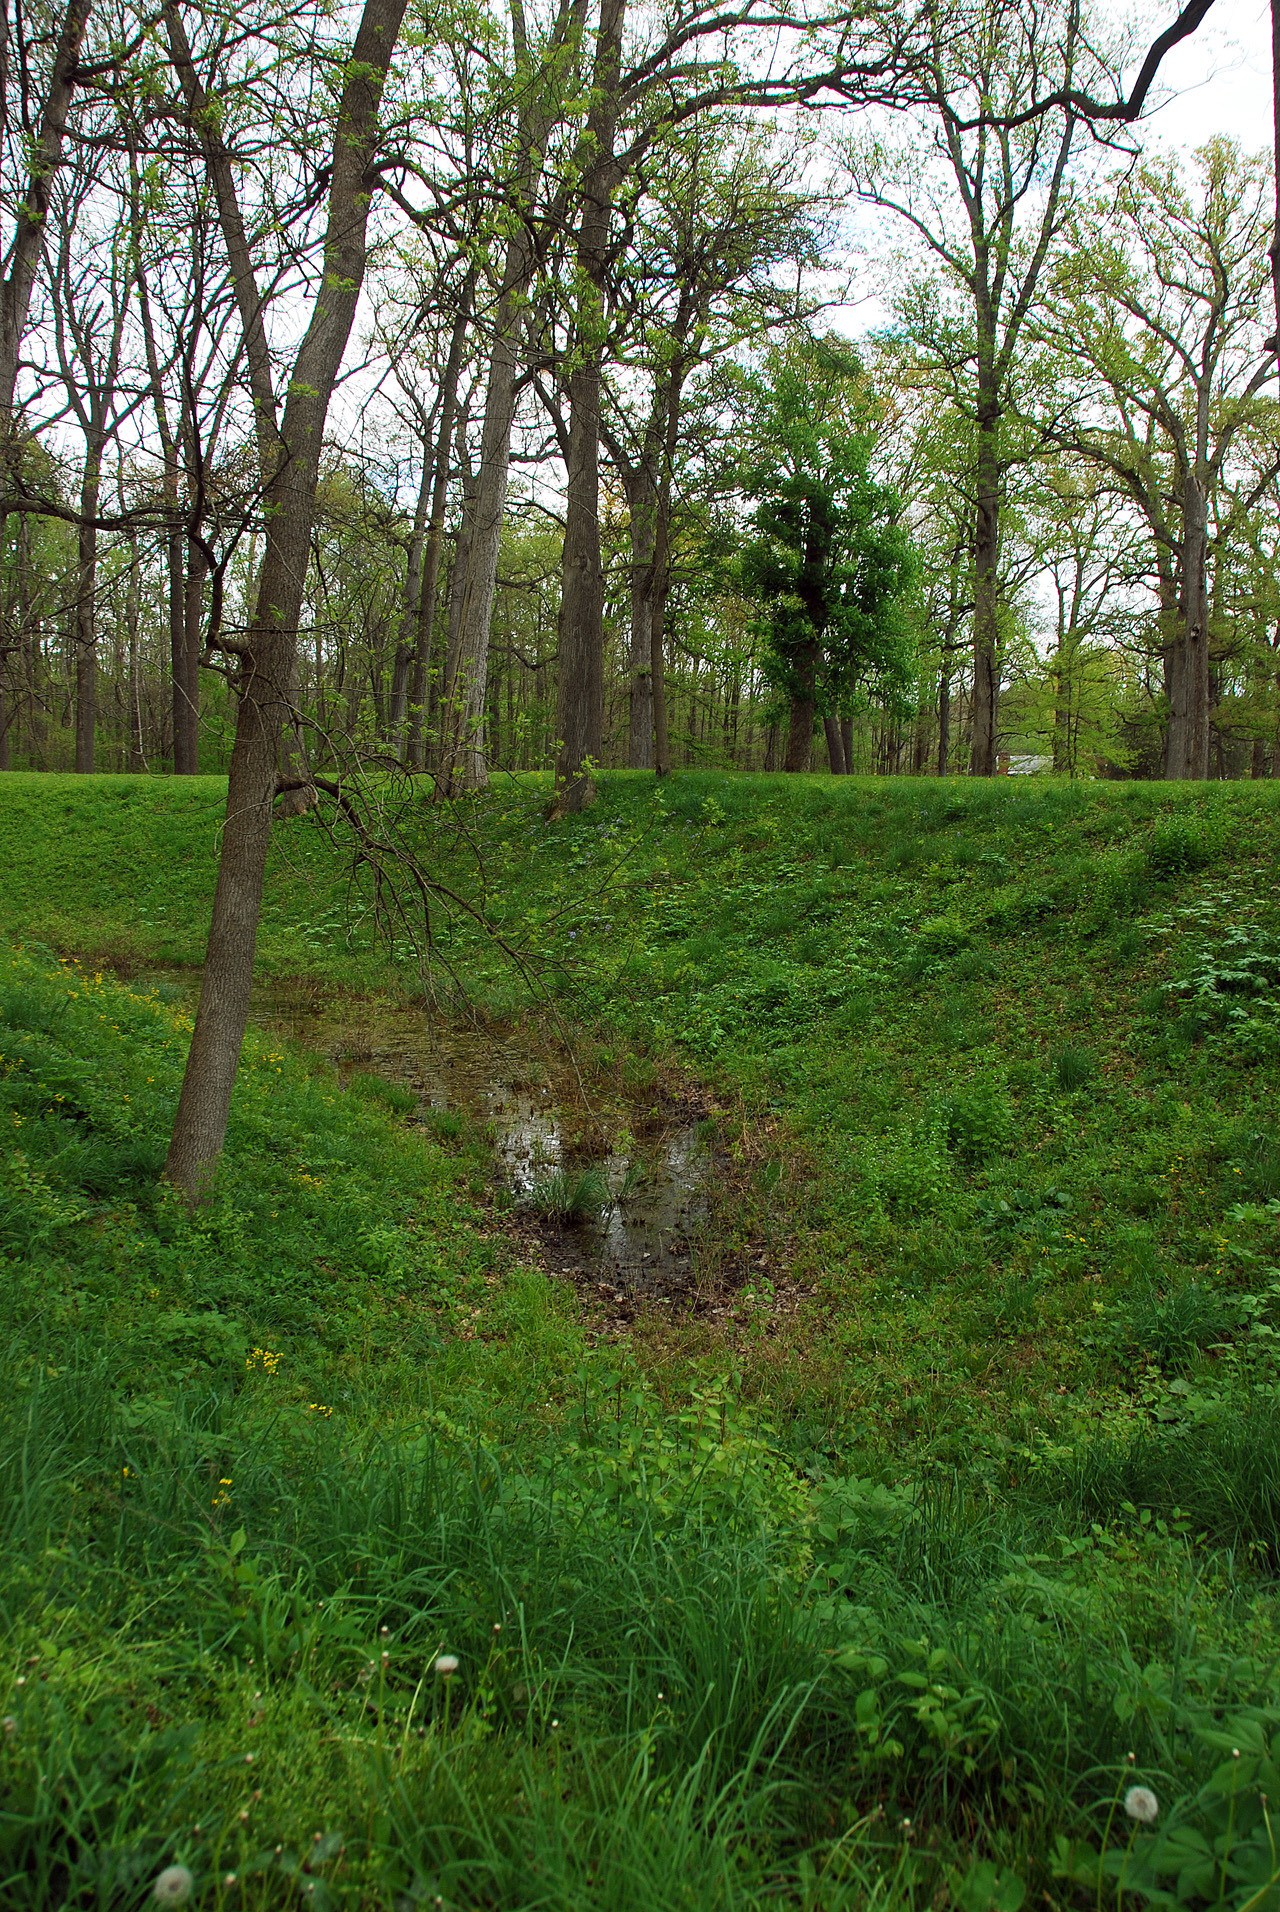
[{"left": 2, "top": 771, "right": 1280, "bottom": 1909}]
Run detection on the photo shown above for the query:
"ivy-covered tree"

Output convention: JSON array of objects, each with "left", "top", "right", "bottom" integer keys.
[{"left": 739, "top": 338, "right": 917, "bottom": 772}]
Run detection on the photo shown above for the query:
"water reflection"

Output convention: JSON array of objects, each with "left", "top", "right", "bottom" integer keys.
[{"left": 243, "top": 984, "right": 706, "bottom": 1295}]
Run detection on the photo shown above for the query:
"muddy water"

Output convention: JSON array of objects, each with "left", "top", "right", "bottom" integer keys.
[{"left": 242, "top": 981, "right": 709, "bottom": 1298}]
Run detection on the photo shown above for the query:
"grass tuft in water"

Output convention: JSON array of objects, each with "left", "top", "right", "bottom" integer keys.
[{"left": 522, "top": 1165, "right": 609, "bottom": 1220}]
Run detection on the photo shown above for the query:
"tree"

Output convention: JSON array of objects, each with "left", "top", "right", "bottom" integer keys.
[
  {"left": 163, "top": 0, "right": 410, "bottom": 1200},
  {"left": 1043, "top": 139, "right": 1277, "bottom": 777},
  {"left": 739, "top": 339, "right": 916, "bottom": 773},
  {"left": 843, "top": 0, "right": 1119, "bottom": 773},
  {"left": 600, "top": 118, "right": 820, "bottom": 776}
]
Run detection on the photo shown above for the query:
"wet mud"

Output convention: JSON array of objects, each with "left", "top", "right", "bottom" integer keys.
[{"left": 241, "top": 980, "right": 715, "bottom": 1303}]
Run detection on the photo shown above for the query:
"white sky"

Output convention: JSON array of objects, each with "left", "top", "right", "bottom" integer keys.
[{"left": 1136, "top": 0, "right": 1273, "bottom": 153}]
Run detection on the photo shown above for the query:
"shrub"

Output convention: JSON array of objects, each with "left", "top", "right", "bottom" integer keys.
[
  {"left": 933, "top": 1082, "right": 1013, "bottom": 1166},
  {"left": 874, "top": 1120, "right": 955, "bottom": 1214},
  {"left": 1115, "top": 1279, "right": 1236, "bottom": 1371},
  {"left": 915, "top": 915, "right": 972, "bottom": 957},
  {"left": 985, "top": 883, "right": 1057, "bottom": 932},
  {"left": 1051, "top": 1044, "right": 1095, "bottom": 1092},
  {"left": 1148, "top": 816, "right": 1214, "bottom": 879}
]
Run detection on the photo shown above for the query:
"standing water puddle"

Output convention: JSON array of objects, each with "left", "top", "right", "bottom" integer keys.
[{"left": 242, "top": 982, "right": 709, "bottom": 1299}]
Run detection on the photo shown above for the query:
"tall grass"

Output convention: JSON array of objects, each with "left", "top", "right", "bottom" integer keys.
[{"left": 5, "top": 1345, "right": 1280, "bottom": 1906}]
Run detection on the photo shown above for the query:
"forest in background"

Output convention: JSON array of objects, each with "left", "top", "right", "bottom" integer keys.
[{"left": 0, "top": 0, "right": 1276, "bottom": 792}]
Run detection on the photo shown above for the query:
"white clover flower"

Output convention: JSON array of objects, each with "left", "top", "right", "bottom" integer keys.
[
  {"left": 433, "top": 1654, "right": 459, "bottom": 1677},
  {"left": 152, "top": 1866, "right": 194, "bottom": 1906},
  {"left": 1124, "top": 1786, "right": 1159, "bottom": 1825}
]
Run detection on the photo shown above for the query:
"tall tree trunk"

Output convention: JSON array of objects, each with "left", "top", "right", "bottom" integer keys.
[
  {"left": 73, "top": 438, "right": 104, "bottom": 773},
  {"left": 1165, "top": 469, "right": 1210, "bottom": 779},
  {"left": 126, "top": 537, "right": 145, "bottom": 771},
  {"left": 1052, "top": 628, "right": 1077, "bottom": 774},
  {"left": 784, "top": 640, "right": 819, "bottom": 771},
  {"left": 405, "top": 279, "right": 472, "bottom": 768},
  {"left": 970, "top": 395, "right": 1001, "bottom": 777},
  {"left": 436, "top": 0, "right": 587, "bottom": 795},
  {"left": 938, "top": 653, "right": 952, "bottom": 775},
  {"left": 130, "top": 174, "right": 194, "bottom": 774},
  {"left": 167, "top": 516, "right": 188, "bottom": 770},
  {"left": 762, "top": 722, "right": 777, "bottom": 771},
  {"left": 1270, "top": 0, "right": 1280, "bottom": 400},
  {"left": 823, "top": 713, "right": 845, "bottom": 773},
  {"left": 553, "top": 369, "right": 607, "bottom": 807},
  {"left": 552, "top": 0, "right": 625, "bottom": 814},
  {"left": 388, "top": 457, "right": 430, "bottom": 746},
  {"left": 439, "top": 460, "right": 478, "bottom": 735},
  {"left": 651, "top": 554, "right": 671, "bottom": 779},
  {"left": 165, "top": 0, "right": 408, "bottom": 1202},
  {"left": 626, "top": 466, "right": 655, "bottom": 768},
  {"left": 180, "top": 540, "right": 206, "bottom": 771},
  {"left": 436, "top": 271, "right": 525, "bottom": 791}
]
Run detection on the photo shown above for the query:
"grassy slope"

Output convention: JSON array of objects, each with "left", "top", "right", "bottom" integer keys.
[
  {"left": 7, "top": 768, "right": 1279, "bottom": 1444},
  {"left": 3, "top": 768, "right": 1280, "bottom": 1910}
]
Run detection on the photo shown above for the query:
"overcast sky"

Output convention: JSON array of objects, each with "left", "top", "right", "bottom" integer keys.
[{"left": 1136, "top": 0, "right": 1273, "bottom": 153}]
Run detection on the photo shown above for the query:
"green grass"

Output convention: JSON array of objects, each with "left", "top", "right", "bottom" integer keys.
[{"left": 3, "top": 768, "right": 1280, "bottom": 1907}]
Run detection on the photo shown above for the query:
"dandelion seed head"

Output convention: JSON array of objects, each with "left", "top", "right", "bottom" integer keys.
[
  {"left": 152, "top": 1867, "right": 194, "bottom": 1906},
  {"left": 433, "top": 1654, "right": 459, "bottom": 1676},
  {"left": 1124, "top": 1786, "right": 1159, "bottom": 1824}
]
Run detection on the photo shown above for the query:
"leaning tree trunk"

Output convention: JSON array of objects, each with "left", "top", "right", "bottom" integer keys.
[
  {"left": 823, "top": 714, "right": 846, "bottom": 774},
  {"left": 970, "top": 395, "right": 1002, "bottom": 777},
  {"left": 0, "top": 0, "right": 91, "bottom": 436},
  {"left": 165, "top": 0, "right": 408, "bottom": 1202}
]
